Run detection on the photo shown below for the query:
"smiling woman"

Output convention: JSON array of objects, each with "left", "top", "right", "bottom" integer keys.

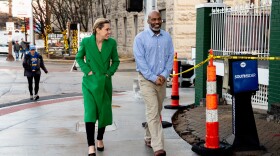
[{"left": 75, "top": 17, "right": 120, "bottom": 156}]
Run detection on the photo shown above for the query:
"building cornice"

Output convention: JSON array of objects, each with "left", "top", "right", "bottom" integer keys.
[{"left": 195, "top": 3, "right": 227, "bottom": 9}]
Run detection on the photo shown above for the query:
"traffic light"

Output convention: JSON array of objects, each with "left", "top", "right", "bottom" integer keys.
[
  {"left": 70, "top": 23, "right": 77, "bottom": 30},
  {"left": 126, "top": 0, "right": 143, "bottom": 12}
]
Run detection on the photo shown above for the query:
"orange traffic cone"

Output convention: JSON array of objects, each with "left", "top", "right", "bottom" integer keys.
[
  {"left": 191, "top": 49, "right": 232, "bottom": 155},
  {"left": 165, "top": 52, "right": 185, "bottom": 109},
  {"left": 205, "top": 49, "right": 219, "bottom": 148}
]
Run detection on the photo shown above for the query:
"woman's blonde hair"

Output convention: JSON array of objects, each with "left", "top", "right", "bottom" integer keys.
[{"left": 92, "top": 18, "right": 110, "bottom": 34}]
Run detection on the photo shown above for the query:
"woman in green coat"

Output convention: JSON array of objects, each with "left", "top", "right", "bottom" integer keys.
[{"left": 76, "top": 18, "right": 120, "bottom": 156}]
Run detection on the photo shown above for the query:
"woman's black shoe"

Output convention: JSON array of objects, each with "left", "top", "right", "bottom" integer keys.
[
  {"left": 97, "top": 146, "right": 104, "bottom": 151},
  {"left": 34, "top": 95, "right": 39, "bottom": 100},
  {"left": 88, "top": 153, "right": 96, "bottom": 156}
]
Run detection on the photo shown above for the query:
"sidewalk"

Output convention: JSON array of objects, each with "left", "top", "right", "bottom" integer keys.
[
  {"left": 0, "top": 89, "right": 197, "bottom": 156},
  {"left": 1, "top": 56, "right": 279, "bottom": 156},
  {"left": 173, "top": 103, "right": 280, "bottom": 156}
]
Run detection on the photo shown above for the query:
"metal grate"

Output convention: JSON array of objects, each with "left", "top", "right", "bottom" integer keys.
[
  {"left": 211, "top": 1, "right": 271, "bottom": 57},
  {"left": 211, "top": 1, "right": 271, "bottom": 109},
  {"left": 223, "top": 84, "right": 268, "bottom": 107},
  {"left": 252, "top": 84, "right": 268, "bottom": 106}
]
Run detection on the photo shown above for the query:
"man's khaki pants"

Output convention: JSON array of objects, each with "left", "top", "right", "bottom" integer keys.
[{"left": 138, "top": 74, "right": 166, "bottom": 152}]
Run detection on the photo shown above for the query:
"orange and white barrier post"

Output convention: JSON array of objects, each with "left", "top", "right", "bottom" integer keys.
[
  {"left": 205, "top": 49, "right": 219, "bottom": 148},
  {"left": 165, "top": 52, "right": 183, "bottom": 109},
  {"left": 191, "top": 50, "right": 232, "bottom": 155}
]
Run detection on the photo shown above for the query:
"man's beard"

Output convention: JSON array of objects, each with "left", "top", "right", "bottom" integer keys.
[{"left": 150, "top": 26, "right": 160, "bottom": 32}]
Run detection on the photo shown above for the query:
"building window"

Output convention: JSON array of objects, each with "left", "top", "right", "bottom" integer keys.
[
  {"left": 124, "top": 17, "right": 127, "bottom": 45},
  {"left": 134, "top": 15, "right": 138, "bottom": 36},
  {"left": 160, "top": 9, "right": 166, "bottom": 31},
  {"left": 115, "top": 19, "right": 118, "bottom": 41}
]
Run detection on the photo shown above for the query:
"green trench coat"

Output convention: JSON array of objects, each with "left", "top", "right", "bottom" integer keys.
[{"left": 76, "top": 35, "right": 120, "bottom": 128}]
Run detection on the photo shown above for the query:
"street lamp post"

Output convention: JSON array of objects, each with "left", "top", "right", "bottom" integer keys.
[
  {"left": 24, "top": 17, "right": 27, "bottom": 41},
  {"left": 29, "top": 1, "right": 33, "bottom": 45},
  {"left": 6, "top": 0, "right": 15, "bottom": 61}
]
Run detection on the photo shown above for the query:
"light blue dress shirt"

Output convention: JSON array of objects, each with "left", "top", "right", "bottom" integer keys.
[{"left": 133, "top": 28, "right": 174, "bottom": 82}]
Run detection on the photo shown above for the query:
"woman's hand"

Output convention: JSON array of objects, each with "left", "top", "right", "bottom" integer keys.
[{"left": 88, "top": 71, "right": 93, "bottom": 76}]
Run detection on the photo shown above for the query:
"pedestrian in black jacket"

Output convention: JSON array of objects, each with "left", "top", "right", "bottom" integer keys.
[
  {"left": 14, "top": 41, "right": 20, "bottom": 60},
  {"left": 22, "top": 45, "right": 48, "bottom": 100}
]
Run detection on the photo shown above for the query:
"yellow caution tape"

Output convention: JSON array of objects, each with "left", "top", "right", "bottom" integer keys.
[
  {"left": 214, "top": 55, "right": 280, "bottom": 61},
  {"left": 170, "top": 56, "right": 211, "bottom": 76},
  {"left": 170, "top": 55, "right": 280, "bottom": 76}
]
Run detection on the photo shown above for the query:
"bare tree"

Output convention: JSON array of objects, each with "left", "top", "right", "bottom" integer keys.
[
  {"left": 32, "top": 0, "right": 48, "bottom": 38},
  {"left": 48, "top": 0, "right": 70, "bottom": 31},
  {"left": 32, "top": 0, "right": 109, "bottom": 33},
  {"left": 100, "top": 0, "right": 108, "bottom": 18},
  {"left": 94, "top": 0, "right": 109, "bottom": 18},
  {"left": 32, "top": 0, "right": 57, "bottom": 37},
  {"left": 47, "top": 0, "right": 95, "bottom": 32}
]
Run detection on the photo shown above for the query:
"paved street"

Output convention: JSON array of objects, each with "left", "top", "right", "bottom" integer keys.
[{"left": 0, "top": 54, "right": 136, "bottom": 105}]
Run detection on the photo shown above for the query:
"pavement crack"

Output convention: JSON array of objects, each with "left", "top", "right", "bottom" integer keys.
[{"left": 0, "top": 86, "right": 12, "bottom": 97}]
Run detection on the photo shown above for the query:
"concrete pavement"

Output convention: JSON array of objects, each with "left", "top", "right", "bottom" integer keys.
[
  {"left": 1, "top": 55, "right": 279, "bottom": 156},
  {"left": 0, "top": 55, "right": 197, "bottom": 156},
  {"left": 0, "top": 89, "right": 197, "bottom": 156}
]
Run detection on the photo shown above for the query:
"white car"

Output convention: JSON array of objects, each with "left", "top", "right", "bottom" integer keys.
[{"left": 0, "top": 44, "right": 8, "bottom": 54}]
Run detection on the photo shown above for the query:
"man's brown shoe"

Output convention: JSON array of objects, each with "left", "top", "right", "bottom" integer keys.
[
  {"left": 144, "top": 140, "right": 152, "bottom": 148},
  {"left": 154, "top": 149, "right": 166, "bottom": 156}
]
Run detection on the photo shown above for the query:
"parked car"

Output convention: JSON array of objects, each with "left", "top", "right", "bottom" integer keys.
[{"left": 0, "top": 44, "right": 9, "bottom": 54}]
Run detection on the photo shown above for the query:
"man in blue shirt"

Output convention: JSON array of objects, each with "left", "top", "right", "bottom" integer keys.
[{"left": 133, "top": 10, "right": 174, "bottom": 156}]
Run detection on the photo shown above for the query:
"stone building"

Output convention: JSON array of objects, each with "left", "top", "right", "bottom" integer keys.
[
  {"left": 91, "top": 0, "right": 261, "bottom": 58},
  {"left": 90, "top": 0, "right": 145, "bottom": 58},
  {"left": 0, "top": 12, "right": 9, "bottom": 30}
]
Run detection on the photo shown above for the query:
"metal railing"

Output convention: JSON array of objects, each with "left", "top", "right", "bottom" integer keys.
[
  {"left": 211, "top": 1, "right": 271, "bottom": 57},
  {"left": 210, "top": 1, "right": 272, "bottom": 109}
]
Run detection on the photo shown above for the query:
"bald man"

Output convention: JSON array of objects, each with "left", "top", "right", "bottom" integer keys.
[{"left": 133, "top": 10, "right": 174, "bottom": 156}]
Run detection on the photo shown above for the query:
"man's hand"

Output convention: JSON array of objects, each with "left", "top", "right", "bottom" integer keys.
[
  {"left": 155, "top": 75, "right": 165, "bottom": 86},
  {"left": 155, "top": 77, "right": 163, "bottom": 86},
  {"left": 158, "top": 75, "right": 166, "bottom": 83}
]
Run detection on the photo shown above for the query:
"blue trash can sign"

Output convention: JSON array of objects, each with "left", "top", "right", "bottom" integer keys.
[{"left": 231, "top": 60, "right": 259, "bottom": 94}]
